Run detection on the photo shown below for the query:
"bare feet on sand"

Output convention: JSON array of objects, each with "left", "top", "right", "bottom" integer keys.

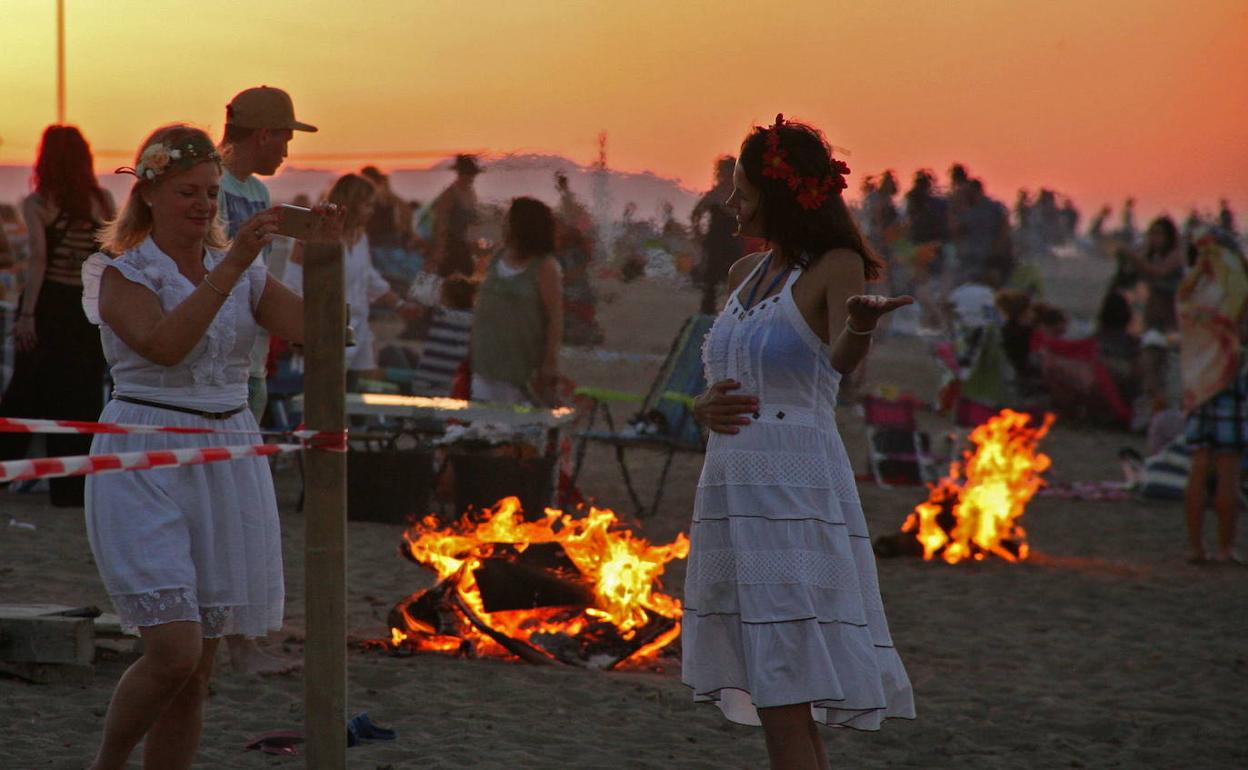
[{"left": 226, "top": 636, "right": 303, "bottom": 677}]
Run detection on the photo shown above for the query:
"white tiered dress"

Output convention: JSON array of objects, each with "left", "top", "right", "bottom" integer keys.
[
  {"left": 682, "top": 257, "right": 915, "bottom": 729},
  {"left": 80, "top": 237, "right": 284, "bottom": 638}
]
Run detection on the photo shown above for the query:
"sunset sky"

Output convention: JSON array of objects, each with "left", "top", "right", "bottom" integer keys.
[{"left": 2, "top": 0, "right": 1246, "bottom": 220}]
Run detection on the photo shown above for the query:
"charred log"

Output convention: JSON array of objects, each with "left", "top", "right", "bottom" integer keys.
[
  {"left": 452, "top": 593, "right": 561, "bottom": 666},
  {"left": 473, "top": 558, "right": 594, "bottom": 613}
]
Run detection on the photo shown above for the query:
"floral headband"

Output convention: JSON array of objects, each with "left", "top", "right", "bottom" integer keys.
[
  {"left": 116, "top": 136, "right": 221, "bottom": 182},
  {"left": 761, "top": 114, "right": 850, "bottom": 210}
]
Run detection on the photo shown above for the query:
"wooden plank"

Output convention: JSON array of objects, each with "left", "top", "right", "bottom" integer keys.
[
  {"left": 0, "top": 604, "right": 123, "bottom": 636},
  {"left": 0, "top": 612, "right": 93, "bottom": 665},
  {"left": 302, "top": 241, "right": 347, "bottom": 770}
]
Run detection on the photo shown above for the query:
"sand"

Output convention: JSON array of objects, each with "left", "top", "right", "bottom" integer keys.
[{"left": 2, "top": 255, "right": 1247, "bottom": 769}]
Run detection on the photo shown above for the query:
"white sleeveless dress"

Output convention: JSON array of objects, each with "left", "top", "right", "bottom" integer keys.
[
  {"left": 80, "top": 237, "right": 284, "bottom": 638},
  {"left": 682, "top": 256, "right": 915, "bottom": 729}
]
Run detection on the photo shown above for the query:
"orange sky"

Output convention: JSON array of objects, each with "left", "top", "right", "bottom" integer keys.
[{"left": 2, "top": 0, "right": 1246, "bottom": 219}]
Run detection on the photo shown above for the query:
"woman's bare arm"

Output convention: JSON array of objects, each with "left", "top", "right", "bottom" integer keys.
[
  {"left": 254, "top": 275, "right": 304, "bottom": 344},
  {"left": 537, "top": 256, "right": 564, "bottom": 374},
  {"left": 99, "top": 259, "right": 249, "bottom": 367},
  {"left": 821, "top": 250, "right": 871, "bottom": 375},
  {"left": 18, "top": 196, "right": 49, "bottom": 318},
  {"left": 100, "top": 210, "right": 277, "bottom": 366}
]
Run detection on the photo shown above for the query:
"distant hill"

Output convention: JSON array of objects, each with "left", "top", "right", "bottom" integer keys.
[{"left": 0, "top": 153, "right": 699, "bottom": 223}]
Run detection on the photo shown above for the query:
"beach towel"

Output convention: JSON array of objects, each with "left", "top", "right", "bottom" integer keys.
[{"left": 1177, "top": 235, "right": 1248, "bottom": 413}]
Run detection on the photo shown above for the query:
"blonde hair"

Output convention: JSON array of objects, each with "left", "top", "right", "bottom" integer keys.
[
  {"left": 98, "top": 124, "right": 228, "bottom": 254},
  {"left": 323, "top": 173, "right": 376, "bottom": 240}
]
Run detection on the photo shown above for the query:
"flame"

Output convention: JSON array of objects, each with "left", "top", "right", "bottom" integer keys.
[
  {"left": 903, "top": 409, "right": 1054, "bottom": 564},
  {"left": 390, "top": 497, "right": 689, "bottom": 665}
]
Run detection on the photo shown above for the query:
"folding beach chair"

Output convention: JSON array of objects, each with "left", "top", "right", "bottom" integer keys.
[
  {"left": 860, "top": 395, "right": 936, "bottom": 486},
  {"left": 1031, "top": 331, "right": 1131, "bottom": 426},
  {"left": 569, "top": 314, "right": 713, "bottom": 517}
]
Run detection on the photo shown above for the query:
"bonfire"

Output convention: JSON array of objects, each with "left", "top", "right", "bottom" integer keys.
[
  {"left": 382, "top": 497, "right": 689, "bottom": 669},
  {"left": 897, "top": 409, "right": 1055, "bottom": 564}
]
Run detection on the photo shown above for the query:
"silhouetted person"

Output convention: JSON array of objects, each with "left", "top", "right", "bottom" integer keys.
[
  {"left": 430, "top": 154, "right": 481, "bottom": 277},
  {"left": 1130, "top": 216, "right": 1185, "bottom": 331},
  {"left": 690, "top": 156, "right": 739, "bottom": 313},
  {"left": 1218, "top": 199, "right": 1236, "bottom": 234},
  {"left": 952, "top": 179, "right": 1010, "bottom": 285},
  {"left": 0, "top": 125, "right": 115, "bottom": 507},
  {"left": 1089, "top": 205, "right": 1112, "bottom": 240},
  {"left": 905, "top": 169, "right": 948, "bottom": 245},
  {"left": 1118, "top": 197, "right": 1138, "bottom": 244}
]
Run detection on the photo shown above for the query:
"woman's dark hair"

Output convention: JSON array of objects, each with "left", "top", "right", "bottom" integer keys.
[
  {"left": 1146, "top": 216, "right": 1178, "bottom": 257},
  {"left": 507, "top": 196, "right": 555, "bottom": 256},
  {"left": 738, "top": 118, "right": 881, "bottom": 279},
  {"left": 32, "top": 125, "right": 105, "bottom": 220},
  {"left": 1097, "top": 290, "right": 1132, "bottom": 332}
]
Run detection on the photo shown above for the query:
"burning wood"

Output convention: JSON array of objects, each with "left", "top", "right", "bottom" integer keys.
[
  {"left": 876, "top": 409, "right": 1055, "bottom": 564},
  {"left": 381, "top": 496, "right": 689, "bottom": 669}
]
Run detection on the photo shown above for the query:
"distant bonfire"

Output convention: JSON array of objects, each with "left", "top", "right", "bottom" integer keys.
[{"left": 876, "top": 409, "right": 1055, "bottom": 565}]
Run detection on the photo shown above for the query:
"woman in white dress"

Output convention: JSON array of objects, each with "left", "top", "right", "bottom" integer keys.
[
  {"left": 282, "top": 172, "right": 413, "bottom": 387},
  {"left": 82, "top": 124, "right": 339, "bottom": 770},
  {"left": 684, "top": 115, "right": 916, "bottom": 770}
]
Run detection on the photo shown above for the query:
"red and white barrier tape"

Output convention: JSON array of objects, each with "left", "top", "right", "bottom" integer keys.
[
  {"left": 0, "top": 415, "right": 348, "bottom": 482},
  {"left": 0, "top": 442, "right": 301, "bottom": 483},
  {"left": 0, "top": 416, "right": 311, "bottom": 439}
]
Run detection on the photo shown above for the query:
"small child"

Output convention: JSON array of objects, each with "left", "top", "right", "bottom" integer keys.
[{"left": 409, "top": 275, "right": 476, "bottom": 396}]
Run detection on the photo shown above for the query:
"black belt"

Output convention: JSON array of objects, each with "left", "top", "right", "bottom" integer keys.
[{"left": 113, "top": 395, "right": 248, "bottom": 421}]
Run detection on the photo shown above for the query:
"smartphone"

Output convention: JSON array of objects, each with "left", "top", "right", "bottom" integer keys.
[{"left": 275, "top": 204, "right": 321, "bottom": 241}]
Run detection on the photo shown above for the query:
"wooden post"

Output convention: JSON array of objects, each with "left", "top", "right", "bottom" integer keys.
[
  {"left": 302, "top": 242, "right": 347, "bottom": 769},
  {"left": 55, "top": 0, "right": 65, "bottom": 123}
]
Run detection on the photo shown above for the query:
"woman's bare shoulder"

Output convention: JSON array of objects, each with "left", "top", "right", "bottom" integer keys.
[{"left": 726, "top": 251, "right": 769, "bottom": 291}]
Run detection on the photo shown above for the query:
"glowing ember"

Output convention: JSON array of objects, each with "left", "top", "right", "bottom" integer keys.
[
  {"left": 902, "top": 409, "right": 1055, "bottom": 564},
  {"left": 387, "top": 496, "right": 689, "bottom": 667}
]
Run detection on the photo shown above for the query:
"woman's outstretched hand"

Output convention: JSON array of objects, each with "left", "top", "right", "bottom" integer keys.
[
  {"left": 845, "top": 294, "right": 915, "bottom": 333},
  {"left": 693, "top": 379, "right": 758, "bottom": 435}
]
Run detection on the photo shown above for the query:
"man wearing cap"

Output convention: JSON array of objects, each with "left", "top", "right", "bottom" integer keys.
[
  {"left": 218, "top": 85, "right": 317, "bottom": 423},
  {"left": 429, "top": 154, "right": 482, "bottom": 278},
  {"left": 217, "top": 86, "right": 315, "bottom": 676}
]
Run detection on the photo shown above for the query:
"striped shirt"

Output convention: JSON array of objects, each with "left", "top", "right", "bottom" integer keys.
[{"left": 412, "top": 307, "right": 473, "bottom": 395}]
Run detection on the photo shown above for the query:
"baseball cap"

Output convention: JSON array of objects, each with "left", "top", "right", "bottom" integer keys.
[{"left": 226, "top": 86, "right": 318, "bottom": 133}]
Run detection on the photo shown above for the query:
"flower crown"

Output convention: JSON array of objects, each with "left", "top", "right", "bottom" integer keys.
[
  {"left": 116, "top": 136, "right": 221, "bottom": 182},
  {"left": 760, "top": 114, "right": 850, "bottom": 210}
]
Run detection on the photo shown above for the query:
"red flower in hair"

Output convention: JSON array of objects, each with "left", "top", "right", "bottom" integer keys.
[
  {"left": 795, "top": 177, "right": 831, "bottom": 210},
  {"left": 762, "top": 145, "right": 792, "bottom": 182},
  {"left": 761, "top": 113, "right": 852, "bottom": 209}
]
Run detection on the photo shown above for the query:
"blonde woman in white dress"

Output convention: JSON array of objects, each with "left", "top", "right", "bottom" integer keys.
[
  {"left": 83, "top": 123, "right": 339, "bottom": 770},
  {"left": 685, "top": 115, "right": 916, "bottom": 770}
]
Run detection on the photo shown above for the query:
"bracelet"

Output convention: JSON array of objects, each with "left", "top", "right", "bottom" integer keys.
[
  {"left": 845, "top": 320, "right": 876, "bottom": 336},
  {"left": 202, "top": 275, "right": 230, "bottom": 298}
]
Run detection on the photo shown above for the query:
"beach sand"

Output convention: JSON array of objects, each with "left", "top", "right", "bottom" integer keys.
[{"left": 2, "top": 255, "right": 1247, "bottom": 769}]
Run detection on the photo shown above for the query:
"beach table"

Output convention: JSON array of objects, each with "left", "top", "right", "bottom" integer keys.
[{"left": 290, "top": 393, "right": 577, "bottom": 520}]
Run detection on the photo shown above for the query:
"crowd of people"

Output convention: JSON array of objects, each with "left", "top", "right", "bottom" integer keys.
[{"left": 838, "top": 161, "right": 1247, "bottom": 569}]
